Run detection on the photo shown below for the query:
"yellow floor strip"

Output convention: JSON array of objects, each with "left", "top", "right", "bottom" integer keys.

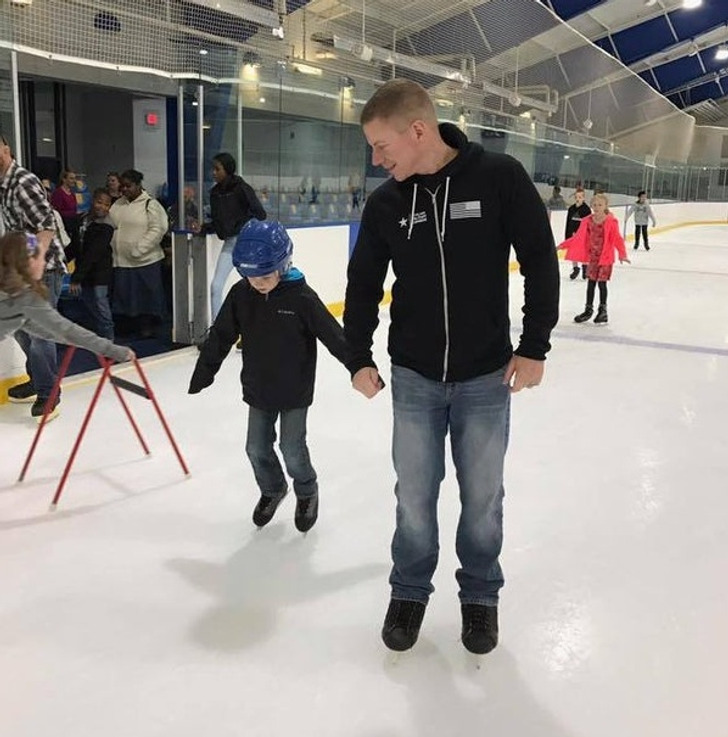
[{"left": 2, "top": 219, "right": 726, "bottom": 403}]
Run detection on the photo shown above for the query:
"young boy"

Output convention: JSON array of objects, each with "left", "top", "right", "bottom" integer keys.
[
  {"left": 188, "top": 219, "right": 352, "bottom": 532},
  {"left": 69, "top": 188, "right": 115, "bottom": 340}
]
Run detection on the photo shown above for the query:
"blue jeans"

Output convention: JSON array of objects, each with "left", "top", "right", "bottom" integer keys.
[
  {"left": 390, "top": 364, "right": 511, "bottom": 606},
  {"left": 245, "top": 406, "right": 318, "bottom": 498},
  {"left": 210, "top": 236, "right": 237, "bottom": 320},
  {"left": 81, "top": 285, "right": 114, "bottom": 340},
  {"left": 14, "top": 270, "right": 64, "bottom": 399}
]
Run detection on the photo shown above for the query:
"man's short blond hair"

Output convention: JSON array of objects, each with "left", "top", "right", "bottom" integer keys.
[{"left": 360, "top": 79, "right": 437, "bottom": 127}]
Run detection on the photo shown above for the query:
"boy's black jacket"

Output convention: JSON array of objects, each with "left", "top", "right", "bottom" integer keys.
[
  {"left": 189, "top": 274, "right": 351, "bottom": 410},
  {"left": 70, "top": 219, "right": 114, "bottom": 286},
  {"left": 205, "top": 175, "right": 267, "bottom": 239},
  {"left": 344, "top": 123, "right": 560, "bottom": 383}
]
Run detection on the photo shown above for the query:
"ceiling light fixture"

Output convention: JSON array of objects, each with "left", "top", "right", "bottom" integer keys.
[
  {"left": 715, "top": 46, "right": 728, "bottom": 61},
  {"left": 682, "top": 0, "right": 702, "bottom": 9}
]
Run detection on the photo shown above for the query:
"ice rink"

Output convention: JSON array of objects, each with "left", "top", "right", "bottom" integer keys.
[{"left": 1, "top": 223, "right": 727, "bottom": 737}]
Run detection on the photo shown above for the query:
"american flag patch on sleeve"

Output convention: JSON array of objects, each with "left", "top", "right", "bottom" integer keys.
[{"left": 449, "top": 200, "right": 482, "bottom": 219}]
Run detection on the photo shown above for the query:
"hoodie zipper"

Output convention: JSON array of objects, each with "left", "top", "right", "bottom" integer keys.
[{"left": 413, "top": 178, "right": 451, "bottom": 382}]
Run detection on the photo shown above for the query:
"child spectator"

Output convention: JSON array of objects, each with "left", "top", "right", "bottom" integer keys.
[{"left": 69, "top": 189, "right": 115, "bottom": 340}]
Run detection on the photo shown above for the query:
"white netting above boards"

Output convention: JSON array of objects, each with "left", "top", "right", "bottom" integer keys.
[{"left": 0, "top": 0, "right": 693, "bottom": 143}]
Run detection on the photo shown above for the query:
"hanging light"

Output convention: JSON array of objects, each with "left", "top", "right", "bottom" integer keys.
[
  {"left": 715, "top": 46, "right": 728, "bottom": 61},
  {"left": 682, "top": 0, "right": 702, "bottom": 9}
]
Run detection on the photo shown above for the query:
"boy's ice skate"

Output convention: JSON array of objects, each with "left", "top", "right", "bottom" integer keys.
[
  {"left": 294, "top": 491, "right": 318, "bottom": 533},
  {"left": 252, "top": 485, "right": 288, "bottom": 528}
]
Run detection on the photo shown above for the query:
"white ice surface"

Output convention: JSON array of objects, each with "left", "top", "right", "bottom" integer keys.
[{"left": 1, "top": 225, "right": 727, "bottom": 737}]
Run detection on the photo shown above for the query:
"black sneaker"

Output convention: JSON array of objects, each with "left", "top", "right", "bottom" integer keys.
[
  {"left": 294, "top": 492, "right": 318, "bottom": 533},
  {"left": 252, "top": 486, "right": 288, "bottom": 527},
  {"left": 381, "top": 599, "right": 426, "bottom": 652},
  {"left": 461, "top": 604, "right": 498, "bottom": 655},
  {"left": 30, "top": 396, "right": 60, "bottom": 423},
  {"left": 8, "top": 381, "right": 37, "bottom": 403}
]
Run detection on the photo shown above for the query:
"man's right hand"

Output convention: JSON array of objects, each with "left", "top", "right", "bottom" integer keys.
[{"left": 352, "top": 367, "right": 384, "bottom": 399}]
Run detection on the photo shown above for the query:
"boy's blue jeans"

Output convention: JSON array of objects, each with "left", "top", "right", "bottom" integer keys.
[
  {"left": 81, "top": 285, "right": 115, "bottom": 340},
  {"left": 390, "top": 364, "right": 511, "bottom": 606},
  {"left": 14, "top": 270, "right": 64, "bottom": 399},
  {"left": 245, "top": 406, "right": 318, "bottom": 499}
]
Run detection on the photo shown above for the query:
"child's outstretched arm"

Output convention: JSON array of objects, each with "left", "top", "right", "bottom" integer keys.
[
  {"left": 188, "top": 289, "right": 239, "bottom": 393},
  {"left": 18, "top": 291, "right": 132, "bottom": 362}
]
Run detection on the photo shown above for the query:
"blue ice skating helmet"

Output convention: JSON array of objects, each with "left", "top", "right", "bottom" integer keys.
[{"left": 232, "top": 219, "right": 293, "bottom": 278}]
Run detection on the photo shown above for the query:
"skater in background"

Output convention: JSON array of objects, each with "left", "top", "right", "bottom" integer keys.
[
  {"left": 189, "top": 219, "right": 353, "bottom": 533},
  {"left": 558, "top": 193, "right": 629, "bottom": 325},
  {"left": 546, "top": 185, "right": 567, "bottom": 211},
  {"left": 0, "top": 232, "right": 134, "bottom": 422},
  {"left": 625, "top": 191, "right": 657, "bottom": 251},
  {"left": 565, "top": 187, "right": 591, "bottom": 280}
]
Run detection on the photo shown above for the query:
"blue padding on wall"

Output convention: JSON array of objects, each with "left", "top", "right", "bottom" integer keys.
[{"left": 349, "top": 222, "right": 360, "bottom": 258}]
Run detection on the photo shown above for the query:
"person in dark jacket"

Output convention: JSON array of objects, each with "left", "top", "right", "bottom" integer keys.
[
  {"left": 69, "top": 189, "right": 115, "bottom": 339},
  {"left": 189, "top": 219, "right": 352, "bottom": 533},
  {"left": 343, "top": 79, "right": 560, "bottom": 656},
  {"left": 202, "top": 153, "right": 266, "bottom": 319},
  {"left": 565, "top": 187, "right": 591, "bottom": 280}
]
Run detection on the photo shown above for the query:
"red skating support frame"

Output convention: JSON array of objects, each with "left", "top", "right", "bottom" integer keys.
[{"left": 18, "top": 347, "right": 190, "bottom": 510}]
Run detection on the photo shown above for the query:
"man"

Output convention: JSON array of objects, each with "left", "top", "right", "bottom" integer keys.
[
  {"left": 343, "top": 80, "right": 559, "bottom": 655},
  {"left": 0, "top": 133, "right": 65, "bottom": 421}
]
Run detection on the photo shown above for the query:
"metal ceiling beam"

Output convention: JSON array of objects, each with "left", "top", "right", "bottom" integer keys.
[{"left": 184, "top": 0, "right": 280, "bottom": 28}]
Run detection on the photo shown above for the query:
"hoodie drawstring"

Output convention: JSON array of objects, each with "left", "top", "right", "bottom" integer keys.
[
  {"left": 407, "top": 183, "right": 418, "bottom": 241},
  {"left": 441, "top": 176, "right": 450, "bottom": 241}
]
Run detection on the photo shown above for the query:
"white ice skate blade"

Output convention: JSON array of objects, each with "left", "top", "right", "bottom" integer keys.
[{"left": 384, "top": 650, "right": 403, "bottom": 667}]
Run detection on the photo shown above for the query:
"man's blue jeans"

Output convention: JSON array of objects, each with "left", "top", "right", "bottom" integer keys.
[
  {"left": 14, "top": 270, "right": 64, "bottom": 399},
  {"left": 245, "top": 406, "right": 318, "bottom": 499},
  {"left": 81, "top": 285, "right": 115, "bottom": 340},
  {"left": 390, "top": 364, "right": 511, "bottom": 606}
]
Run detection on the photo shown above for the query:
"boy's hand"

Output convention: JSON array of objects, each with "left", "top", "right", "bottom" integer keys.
[
  {"left": 188, "top": 366, "right": 214, "bottom": 394},
  {"left": 352, "top": 367, "right": 383, "bottom": 399},
  {"left": 69, "top": 282, "right": 81, "bottom": 296}
]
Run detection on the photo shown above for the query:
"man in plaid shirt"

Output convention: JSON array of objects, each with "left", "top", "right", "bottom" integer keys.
[{"left": 0, "top": 133, "right": 67, "bottom": 421}]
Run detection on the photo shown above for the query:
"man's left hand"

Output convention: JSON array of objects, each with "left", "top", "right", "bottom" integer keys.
[{"left": 503, "top": 355, "right": 545, "bottom": 394}]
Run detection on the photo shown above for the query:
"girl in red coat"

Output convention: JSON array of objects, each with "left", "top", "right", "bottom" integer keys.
[{"left": 558, "top": 193, "right": 630, "bottom": 325}]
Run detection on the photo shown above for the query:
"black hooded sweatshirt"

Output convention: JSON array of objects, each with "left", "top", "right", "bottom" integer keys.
[
  {"left": 189, "top": 271, "right": 352, "bottom": 411},
  {"left": 344, "top": 123, "right": 560, "bottom": 383},
  {"left": 207, "top": 174, "right": 267, "bottom": 240}
]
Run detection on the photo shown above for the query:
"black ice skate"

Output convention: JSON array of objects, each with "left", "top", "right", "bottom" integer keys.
[
  {"left": 461, "top": 604, "right": 499, "bottom": 655},
  {"left": 381, "top": 599, "right": 426, "bottom": 652},
  {"left": 252, "top": 485, "right": 288, "bottom": 527},
  {"left": 294, "top": 492, "right": 318, "bottom": 533},
  {"left": 569, "top": 266, "right": 580, "bottom": 280},
  {"left": 574, "top": 305, "right": 594, "bottom": 323},
  {"left": 593, "top": 305, "right": 608, "bottom": 325}
]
